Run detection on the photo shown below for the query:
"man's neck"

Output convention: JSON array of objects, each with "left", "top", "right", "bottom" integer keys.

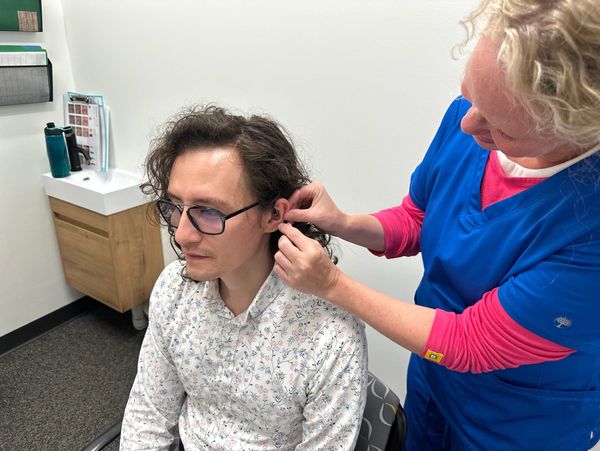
[{"left": 218, "top": 251, "right": 274, "bottom": 316}]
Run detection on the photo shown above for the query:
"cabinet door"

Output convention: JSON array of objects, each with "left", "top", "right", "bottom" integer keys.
[
  {"left": 53, "top": 216, "right": 120, "bottom": 310},
  {"left": 49, "top": 197, "right": 164, "bottom": 313},
  {"left": 108, "top": 205, "right": 163, "bottom": 312}
]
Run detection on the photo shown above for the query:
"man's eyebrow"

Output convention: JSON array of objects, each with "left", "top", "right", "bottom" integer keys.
[{"left": 166, "top": 192, "right": 230, "bottom": 209}]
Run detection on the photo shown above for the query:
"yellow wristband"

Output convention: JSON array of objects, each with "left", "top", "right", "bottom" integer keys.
[{"left": 424, "top": 349, "right": 444, "bottom": 364}]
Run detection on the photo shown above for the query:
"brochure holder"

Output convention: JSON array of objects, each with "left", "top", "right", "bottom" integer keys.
[
  {"left": 0, "top": 59, "right": 52, "bottom": 106},
  {"left": 0, "top": 45, "right": 53, "bottom": 106}
]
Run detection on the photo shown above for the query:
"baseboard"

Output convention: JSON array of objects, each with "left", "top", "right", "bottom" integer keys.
[{"left": 0, "top": 296, "right": 94, "bottom": 356}]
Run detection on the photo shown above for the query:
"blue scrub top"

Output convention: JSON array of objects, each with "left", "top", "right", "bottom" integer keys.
[{"left": 408, "top": 97, "right": 600, "bottom": 449}]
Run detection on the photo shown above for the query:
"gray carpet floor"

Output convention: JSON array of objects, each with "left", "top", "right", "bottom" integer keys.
[{"left": 0, "top": 302, "right": 145, "bottom": 451}]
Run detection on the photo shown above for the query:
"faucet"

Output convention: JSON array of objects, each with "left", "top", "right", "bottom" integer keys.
[{"left": 78, "top": 147, "right": 91, "bottom": 165}]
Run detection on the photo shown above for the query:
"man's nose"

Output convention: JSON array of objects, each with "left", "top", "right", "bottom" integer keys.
[
  {"left": 174, "top": 208, "right": 202, "bottom": 245},
  {"left": 461, "top": 106, "right": 489, "bottom": 136}
]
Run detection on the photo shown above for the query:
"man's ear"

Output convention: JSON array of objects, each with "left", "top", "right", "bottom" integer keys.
[{"left": 264, "top": 198, "right": 289, "bottom": 232}]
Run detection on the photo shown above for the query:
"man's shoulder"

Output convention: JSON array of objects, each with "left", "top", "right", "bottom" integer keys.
[
  {"left": 153, "top": 260, "right": 186, "bottom": 295},
  {"left": 285, "top": 288, "right": 365, "bottom": 337},
  {"left": 283, "top": 289, "right": 367, "bottom": 379},
  {"left": 149, "top": 260, "right": 204, "bottom": 317}
]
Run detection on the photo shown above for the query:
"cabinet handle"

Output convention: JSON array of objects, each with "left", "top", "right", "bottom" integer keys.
[{"left": 53, "top": 212, "right": 109, "bottom": 238}]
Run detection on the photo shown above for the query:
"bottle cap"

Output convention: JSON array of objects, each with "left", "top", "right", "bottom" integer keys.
[{"left": 44, "top": 122, "right": 63, "bottom": 136}]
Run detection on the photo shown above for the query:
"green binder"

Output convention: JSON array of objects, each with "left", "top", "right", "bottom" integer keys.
[{"left": 0, "top": 0, "right": 43, "bottom": 32}]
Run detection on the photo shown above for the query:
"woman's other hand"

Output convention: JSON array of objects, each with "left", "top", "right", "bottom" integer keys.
[
  {"left": 275, "top": 223, "right": 340, "bottom": 298},
  {"left": 284, "top": 182, "right": 346, "bottom": 235}
]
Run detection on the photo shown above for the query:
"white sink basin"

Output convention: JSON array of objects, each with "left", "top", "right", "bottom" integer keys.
[{"left": 43, "top": 169, "right": 149, "bottom": 215}]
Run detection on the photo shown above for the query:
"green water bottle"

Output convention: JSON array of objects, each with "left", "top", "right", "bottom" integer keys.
[{"left": 44, "top": 122, "right": 70, "bottom": 178}]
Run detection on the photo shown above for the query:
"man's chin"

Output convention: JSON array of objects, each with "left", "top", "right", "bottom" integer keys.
[{"left": 183, "top": 262, "right": 217, "bottom": 282}]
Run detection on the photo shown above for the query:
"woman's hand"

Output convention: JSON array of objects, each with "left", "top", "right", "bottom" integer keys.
[
  {"left": 276, "top": 223, "right": 434, "bottom": 356},
  {"left": 284, "top": 182, "right": 345, "bottom": 235},
  {"left": 274, "top": 223, "right": 340, "bottom": 298}
]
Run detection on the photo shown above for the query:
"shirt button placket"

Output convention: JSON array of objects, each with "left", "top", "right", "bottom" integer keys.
[{"left": 220, "top": 319, "right": 241, "bottom": 408}]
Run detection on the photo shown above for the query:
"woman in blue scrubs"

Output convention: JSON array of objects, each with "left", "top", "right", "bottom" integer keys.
[{"left": 274, "top": 0, "right": 600, "bottom": 449}]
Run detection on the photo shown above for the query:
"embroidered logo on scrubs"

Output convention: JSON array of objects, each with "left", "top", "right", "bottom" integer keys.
[
  {"left": 424, "top": 349, "right": 444, "bottom": 364},
  {"left": 554, "top": 316, "right": 572, "bottom": 329}
]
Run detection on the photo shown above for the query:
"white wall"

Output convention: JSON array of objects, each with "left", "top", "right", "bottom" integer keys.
[
  {"left": 0, "top": 1, "right": 79, "bottom": 337},
  {"left": 59, "top": 0, "right": 477, "bottom": 398},
  {"left": 2, "top": 0, "right": 478, "bottom": 399}
]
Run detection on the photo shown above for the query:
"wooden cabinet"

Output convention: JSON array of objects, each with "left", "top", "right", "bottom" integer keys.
[{"left": 49, "top": 197, "right": 164, "bottom": 313}]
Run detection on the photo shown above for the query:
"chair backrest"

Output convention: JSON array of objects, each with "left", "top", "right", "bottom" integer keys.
[{"left": 354, "top": 371, "right": 407, "bottom": 451}]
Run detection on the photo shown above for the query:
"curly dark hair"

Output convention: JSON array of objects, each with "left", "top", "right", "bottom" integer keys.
[{"left": 141, "top": 105, "right": 333, "bottom": 258}]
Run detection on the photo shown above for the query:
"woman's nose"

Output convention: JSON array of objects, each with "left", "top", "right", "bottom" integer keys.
[
  {"left": 461, "top": 106, "right": 489, "bottom": 136},
  {"left": 174, "top": 209, "right": 201, "bottom": 246}
]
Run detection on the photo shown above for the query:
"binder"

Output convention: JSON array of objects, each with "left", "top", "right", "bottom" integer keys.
[
  {"left": 0, "top": 0, "right": 43, "bottom": 32},
  {"left": 0, "top": 45, "right": 53, "bottom": 106}
]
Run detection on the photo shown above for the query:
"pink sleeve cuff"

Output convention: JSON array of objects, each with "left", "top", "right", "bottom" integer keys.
[
  {"left": 370, "top": 195, "right": 424, "bottom": 258},
  {"left": 421, "top": 288, "right": 574, "bottom": 373}
]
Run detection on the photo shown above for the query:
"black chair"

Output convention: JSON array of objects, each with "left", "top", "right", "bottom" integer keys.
[
  {"left": 81, "top": 371, "right": 407, "bottom": 451},
  {"left": 81, "top": 420, "right": 121, "bottom": 451},
  {"left": 354, "top": 371, "right": 407, "bottom": 451}
]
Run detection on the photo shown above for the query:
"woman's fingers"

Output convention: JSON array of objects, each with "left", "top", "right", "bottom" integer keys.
[
  {"left": 278, "top": 223, "right": 310, "bottom": 250},
  {"left": 276, "top": 223, "right": 338, "bottom": 297},
  {"left": 287, "top": 182, "right": 321, "bottom": 210},
  {"left": 274, "top": 235, "right": 296, "bottom": 275},
  {"left": 284, "top": 182, "right": 326, "bottom": 225}
]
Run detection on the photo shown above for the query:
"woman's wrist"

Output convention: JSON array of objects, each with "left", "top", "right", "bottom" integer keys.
[
  {"left": 320, "top": 267, "right": 348, "bottom": 307},
  {"left": 329, "top": 211, "right": 351, "bottom": 237},
  {"left": 336, "top": 214, "right": 385, "bottom": 251}
]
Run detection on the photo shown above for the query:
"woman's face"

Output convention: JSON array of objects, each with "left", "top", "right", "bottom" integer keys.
[{"left": 460, "top": 35, "right": 581, "bottom": 169}]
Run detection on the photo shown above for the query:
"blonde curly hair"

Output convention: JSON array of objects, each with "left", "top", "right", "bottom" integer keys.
[{"left": 461, "top": 0, "right": 600, "bottom": 147}]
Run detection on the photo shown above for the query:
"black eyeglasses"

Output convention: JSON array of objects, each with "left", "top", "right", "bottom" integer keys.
[{"left": 156, "top": 199, "right": 260, "bottom": 235}]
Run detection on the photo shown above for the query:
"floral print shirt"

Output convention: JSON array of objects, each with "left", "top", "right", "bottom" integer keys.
[{"left": 121, "top": 261, "right": 368, "bottom": 450}]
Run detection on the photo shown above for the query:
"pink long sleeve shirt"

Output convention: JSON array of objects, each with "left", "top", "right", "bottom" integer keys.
[{"left": 372, "top": 151, "right": 574, "bottom": 373}]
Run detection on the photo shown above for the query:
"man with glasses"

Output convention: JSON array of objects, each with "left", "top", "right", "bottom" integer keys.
[{"left": 120, "top": 106, "right": 368, "bottom": 450}]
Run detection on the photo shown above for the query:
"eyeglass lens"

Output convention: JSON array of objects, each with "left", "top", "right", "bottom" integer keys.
[{"left": 158, "top": 201, "right": 225, "bottom": 234}]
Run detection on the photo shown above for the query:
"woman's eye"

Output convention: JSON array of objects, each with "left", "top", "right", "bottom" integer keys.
[{"left": 497, "top": 129, "right": 515, "bottom": 141}]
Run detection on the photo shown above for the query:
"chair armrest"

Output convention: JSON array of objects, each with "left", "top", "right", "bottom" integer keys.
[{"left": 81, "top": 420, "right": 122, "bottom": 451}]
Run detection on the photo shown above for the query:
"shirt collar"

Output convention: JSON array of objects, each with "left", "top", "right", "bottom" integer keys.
[
  {"left": 200, "top": 269, "right": 286, "bottom": 323},
  {"left": 496, "top": 143, "right": 600, "bottom": 178},
  {"left": 245, "top": 270, "right": 286, "bottom": 321}
]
